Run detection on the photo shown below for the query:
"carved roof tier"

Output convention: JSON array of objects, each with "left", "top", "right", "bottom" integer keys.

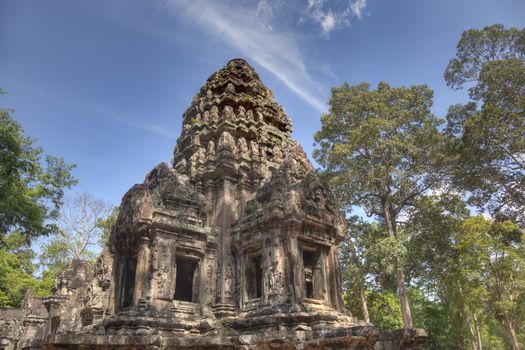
[
  {"left": 172, "top": 59, "right": 295, "bottom": 180},
  {"left": 112, "top": 58, "right": 344, "bottom": 252}
]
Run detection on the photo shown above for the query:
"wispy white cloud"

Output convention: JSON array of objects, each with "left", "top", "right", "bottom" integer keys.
[
  {"left": 159, "top": 0, "right": 327, "bottom": 113},
  {"left": 351, "top": 0, "right": 368, "bottom": 19},
  {"left": 256, "top": 0, "right": 284, "bottom": 30},
  {"left": 305, "top": 0, "right": 368, "bottom": 36}
]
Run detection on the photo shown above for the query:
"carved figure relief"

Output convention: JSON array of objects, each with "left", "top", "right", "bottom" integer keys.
[
  {"left": 246, "top": 110, "right": 254, "bottom": 123},
  {"left": 237, "top": 137, "right": 248, "bottom": 155},
  {"left": 238, "top": 106, "right": 246, "bottom": 118},
  {"left": 155, "top": 242, "right": 173, "bottom": 299},
  {"left": 207, "top": 140, "right": 216, "bottom": 157},
  {"left": 226, "top": 82, "right": 235, "bottom": 94},
  {"left": 223, "top": 105, "right": 236, "bottom": 122},
  {"left": 250, "top": 140, "right": 260, "bottom": 160},
  {"left": 218, "top": 131, "right": 237, "bottom": 153},
  {"left": 273, "top": 145, "right": 283, "bottom": 162},
  {"left": 210, "top": 106, "right": 219, "bottom": 122}
]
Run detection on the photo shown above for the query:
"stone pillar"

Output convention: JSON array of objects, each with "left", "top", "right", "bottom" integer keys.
[
  {"left": 115, "top": 256, "right": 125, "bottom": 312},
  {"left": 220, "top": 178, "right": 234, "bottom": 304},
  {"left": 287, "top": 230, "right": 304, "bottom": 303},
  {"left": 151, "top": 236, "right": 176, "bottom": 311},
  {"left": 265, "top": 229, "right": 287, "bottom": 304},
  {"left": 200, "top": 249, "right": 216, "bottom": 316},
  {"left": 332, "top": 246, "right": 346, "bottom": 312},
  {"left": 133, "top": 236, "right": 151, "bottom": 306},
  {"left": 212, "top": 176, "right": 236, "bottom": 317}
]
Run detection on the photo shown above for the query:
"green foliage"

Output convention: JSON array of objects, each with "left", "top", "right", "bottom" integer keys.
[
  {"left": 341, "top": 220, "right": 397, "bottom": 292},
  {"left": 326, "top": 23, "right": 525, "bottom": 350},
  {"left": 444, "top": 24, "right": 525, "bottom": 91},
  {"left": 343, "top": 289, "right": 404, "bottom": 329},
  {"left": 405, "top": 195, "right": 469, "bottom": 295},
  {"left": 408, "top": 289, "right": 459, "bottom": 350},
  {"left": 457, "top": 217, "right": 525, "bottom": 346},
  {"left": 97, "top": 206, "right": 119, "bottom": 248},
  {"left": 39, "top": 238, "right": 73, "bottom": 272},
  {"left": 34, "top": 269, "right": 57, "bottom": 297},
  {"left": 366, "top": 290, "right": 403, "bottom": 330},
  {"left": 441, "top": 26, "right": 525, "bottom": 348},
  {"left": 0, "top": 247, "right": 37, "bottom": 307},
  {"left": 314, "top": 82, "right": 446, "bottom": 219},
  {"left": 0, "top": 91, "right": 77, "bottom": 244},
  {"left": 316, "top": 80, "right": 449, "bottom": 328},
  {"left": 445, "top": 25, "right": 525, "bottom": 224},
  {"left": 0, "top": 232, "right": 40, "bottom": 307}
]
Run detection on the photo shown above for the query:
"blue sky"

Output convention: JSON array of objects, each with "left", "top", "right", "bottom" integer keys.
[{"left": 1, "top": 0, "right": 524, "bottom": 207}]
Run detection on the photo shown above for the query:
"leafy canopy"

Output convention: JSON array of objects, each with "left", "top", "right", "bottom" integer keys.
[
  {"left": 0, "top": 91, "right": 77, "bottom": 244},
  {"left": 444, "top": 25, "right": 525, "bottom": 224},
  {"left": 0, "top": 231, "right": 51, "bottom": 307},
  {"left": 314, "top": 81, "right": 446, "bottom": 220}
]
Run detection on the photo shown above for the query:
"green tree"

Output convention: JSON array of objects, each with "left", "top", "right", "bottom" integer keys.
[
  {"left": 406, "top": 193, "right": 524, "bottom": 349},
  {"left": 0, "top": 231, "right": 38, "bottom": 307},
  {"left": 0, "top": 231, "right": 53, "bottom": 306},
  {"left": 339, "top": 222, "right": 370, "bottom": 322},
  {"left": 456, "top": 217, "right": 525, "bottom": 350},
  {"left": 314, "top": 81, "right": 447, "bottom": 328},
  {"left": 405, "top": 195, "right": 486, "bottom": 349},
  {"left": 445, "top": 24, "right": 525, "bottom": 224},
  {"left": 340, "top": 219, "right": 392, "bottom": 324},
  {"left": 366, "top": 290, "right": 404, "bottom": 330},
  {"left": 0, "top": 91, "right": 77, "bottom": 244}
]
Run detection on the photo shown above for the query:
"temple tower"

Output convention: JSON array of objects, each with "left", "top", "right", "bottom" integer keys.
[{"left": 5, "top": 59, "right": 426, "bottom": 350}]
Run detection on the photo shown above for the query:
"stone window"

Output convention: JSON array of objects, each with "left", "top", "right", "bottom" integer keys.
[
  {"left": 245, "top": 254, "right": 262, "bottom": 300},
  {"left": 302, "top": 246, "right": 326, "bottom": 300},
  {"left": 174, "top": 258, "right": 198, "bottom": 302},
  {"left": 121, "top": 256, "right": 137, "bottom": 308}
]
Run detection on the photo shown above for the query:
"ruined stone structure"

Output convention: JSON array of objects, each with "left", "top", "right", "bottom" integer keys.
[{"left": 0, "top": 59, "right": 426, "bottom": 350}]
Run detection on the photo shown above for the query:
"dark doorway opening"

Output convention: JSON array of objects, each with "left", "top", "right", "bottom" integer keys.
[
  {"left": 174, "top": 259, "right": 198, "bottom": 302},
  {"left": 122, "top": 256, "right": 137, "bottom": 308},
  {"left": 246, "top": 255, "right": 262, "bottom": 299},
  {"left": 302, "top": 248, "right": 324, "bottom": 300}
]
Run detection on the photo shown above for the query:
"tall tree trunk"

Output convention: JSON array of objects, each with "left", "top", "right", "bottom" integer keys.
[
  {"left": 383, "top": 203, "right": 413, "bottom": 329},
  {"left": 502, "top": 315, "right": 520, "bottom": 350},
  {"left": 360, "top": 287, "right": 370, "bottom": 323},
  {"left": 473, "top": 312, "right": 483, "bottom": 350},
  {"left": 396, "top": 268, "right": 412, "bottom": 328},
  {"left": 349, "top": 241, "right": 370, "bottom": 324},
  {"left": 458, "top": 284, "right": 478, "bottom": 350}
]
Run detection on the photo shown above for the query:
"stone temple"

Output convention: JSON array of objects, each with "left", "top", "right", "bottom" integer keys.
[{"left": 0, "top": 59, "right": 426, "bottom": 350}]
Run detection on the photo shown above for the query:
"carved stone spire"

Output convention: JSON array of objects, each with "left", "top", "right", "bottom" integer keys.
[{"left": 172, "top": 58, "right": 295, "bottom": 183}]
